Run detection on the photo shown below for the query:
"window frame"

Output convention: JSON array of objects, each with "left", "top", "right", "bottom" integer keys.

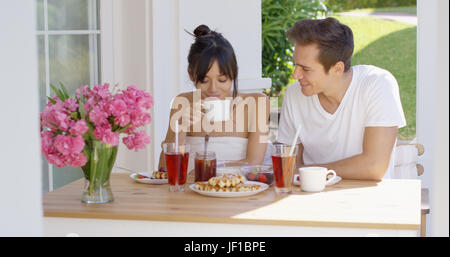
[{"left": 37, "top": 0, "right": 111, "bottom": 192}]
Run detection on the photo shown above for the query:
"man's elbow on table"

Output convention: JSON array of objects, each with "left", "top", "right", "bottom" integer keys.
[{"left": 365, "top": 159, "right": 389, "bottom": 181}]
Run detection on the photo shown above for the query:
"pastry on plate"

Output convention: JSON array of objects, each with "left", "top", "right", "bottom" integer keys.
[
  {"left": 152, "top": 170, "right": 168, "bottom": 179},
  {"left": 193, "top": 182, "right": 260, "bottom": 192},
  {"left": 207, "top": 173, "right": 246, "bottom": 188}
]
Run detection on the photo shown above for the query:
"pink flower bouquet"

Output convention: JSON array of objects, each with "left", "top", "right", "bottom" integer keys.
[{"left": 40, "top": 83, "right": 153, "bottom": 203}]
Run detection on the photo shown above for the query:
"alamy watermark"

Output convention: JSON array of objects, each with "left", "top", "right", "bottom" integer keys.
[{"left": 168, "top": 90, "right": 279, "bottom": 143}]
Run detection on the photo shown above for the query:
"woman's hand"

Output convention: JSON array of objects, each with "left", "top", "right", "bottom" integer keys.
[{"left": 179, "top": 101, "right": 206, "bottom": 133}]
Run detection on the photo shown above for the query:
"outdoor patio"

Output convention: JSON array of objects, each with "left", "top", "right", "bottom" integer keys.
[{"left": 0, "top": 0, "right": 447, "bottom": 238}]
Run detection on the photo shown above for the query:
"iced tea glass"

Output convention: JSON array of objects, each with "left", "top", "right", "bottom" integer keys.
[
  {"left": 271, "top": 144, "right": 298, "bottom": 194},
  {"left": 163, "top": 143, "right": 190, "bottom": 192},
  {"left": 194, "top": 151, "right": 217, "bottom": 182}
]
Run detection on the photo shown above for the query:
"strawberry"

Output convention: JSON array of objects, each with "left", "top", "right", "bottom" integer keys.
[
  {"left": 258, "top": 174, "right": 268, "bottom": 183},
  {"left": 248, "top": 173, "right": 257, "bottom": 181},
  {"left": 137, "top": 174, "right": 150, "bottom": 179}
]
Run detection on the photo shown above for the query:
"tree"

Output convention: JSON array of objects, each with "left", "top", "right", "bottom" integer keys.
[{"left": 262, "top": 0, "right": 327, "bottom": 97}]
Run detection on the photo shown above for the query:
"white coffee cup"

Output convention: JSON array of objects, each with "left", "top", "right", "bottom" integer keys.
[
  {"left": 298, "top": 167, "right": 338, "bottom": 192},
  {"left": 202, "top": 99, "right": 231, "bottom": 122}
]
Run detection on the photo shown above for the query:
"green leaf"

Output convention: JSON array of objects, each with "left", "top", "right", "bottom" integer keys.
[
  {"left": 50, "top": 84, "right": 66, "bottom": 101},
  {"left": 46, "top": 121, "right": 59, "bottom": 130},
  {"left": 70, "top": 112, "right": 78, "bottom": 120},
  {"left": 78, "top": 94, "right": 86, "bottom": 120},
  {"left": 83, "top": 120, "right": 95, "bottom": 141},
  {"left": 59, "top": 82, "right": 70, "bottom": 99},
  {"left": 115, "top": 123, "right": 131, "bottom": 134},
  {"left": 47, "top": 96, "right": 56, "bottom": 104}
]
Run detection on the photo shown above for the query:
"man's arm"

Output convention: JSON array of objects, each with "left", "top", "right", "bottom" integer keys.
[{"left": 301, "top": 126, "right": 398, "bottom": 181}]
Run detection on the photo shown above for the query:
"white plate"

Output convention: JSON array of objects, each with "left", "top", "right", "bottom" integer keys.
[
  {"left": 189, "top": 181, "right": 269, "bottom": 198},
  {"left": 293, "top": 174, "right": 342, "bottom": 186},
  {"left": 130, "top": 171, "right": 168, "bottom": 185}
]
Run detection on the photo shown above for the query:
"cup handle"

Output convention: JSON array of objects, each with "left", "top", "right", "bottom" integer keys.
[{"left": 325, "top": 170, "right": 338, "bottom": 186}]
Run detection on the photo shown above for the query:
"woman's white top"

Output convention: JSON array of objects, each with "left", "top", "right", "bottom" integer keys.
[{"left": 184, "top": 136, "right": 248, "bottom": 172}]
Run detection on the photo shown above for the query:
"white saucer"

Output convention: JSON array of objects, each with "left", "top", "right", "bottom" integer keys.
[
  {"left": 293, "top": 174, "right": 342, "bottom": 186},
  {"left": 130, "top": 171, "right": 168, "bottom": 185}
]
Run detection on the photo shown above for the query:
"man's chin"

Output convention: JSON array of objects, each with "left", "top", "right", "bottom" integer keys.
[{"left": 301, "top": 87, "right": 314, "bottom": 96}]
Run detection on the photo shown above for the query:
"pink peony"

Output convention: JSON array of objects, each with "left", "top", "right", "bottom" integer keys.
[
  {"left": 121, "top": 85, "right": 154, "bottom": 109},
  {"left": 41, "top": 83, "right": 153, "bottom": 169},
  {"left": 41, "top": 131, "right": 87, "bottom": 168},
  {"left": 41, "top": 101, "right": 71, "bottom": 131},
  {"left": 106, "top": 99, "right": 127, "bottom": 116},
  {"left": 92, "top": 83, "right": 112, "bottom": 99},
  {"left": 63, "top": 98, "right": 79, "bottom": 112},
  {"left": 69, "top": 120, "right": 89, "bottom": 136},
  {"left": 114, "top": 113, "right": 131, "bottom": 127},
  {"left": 135, "top": 90, "right": 154, "bottom": 110},
  {"left": 76, "top": 85, "right": 90, "bottom": 99},
  {"left": 130, "top": 112, "right": 152, "bottom": 128},
  {"left": 123, "top": 131, "right": 150, "bottom": 152},
  {"left": 41, "top": 131, "right": 55, "bottom": 154},
  {"left": 54, "top": 134, "right": 85, "bottom": 155},
  {"left": 105, "top": 99, "right": 131, "bottom": 127},
  {"left": 93, "top": 125, "right": 119, "bottom": 146},
  {"left": 65, "top": 153, "right": 88, "bottom": 167},
  {"left": 123, "top": 126, "right": 136, "bottom": 134},
  {"left": 46, "top": 153, "right": 66, "bottom": 168},
  {"left": 89, "top": 106, "right": 109, "bottom": 126}
]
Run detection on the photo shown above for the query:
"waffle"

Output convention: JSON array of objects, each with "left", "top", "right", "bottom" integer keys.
[
  {"left": 193, "top": 182, "right": 261, "bottom": 192},
  {"left": 152, "top": 171, "right": 168, "bottom": 179},
  {"left": 207, "top": 173, "right": 246, "bottom": 188}
]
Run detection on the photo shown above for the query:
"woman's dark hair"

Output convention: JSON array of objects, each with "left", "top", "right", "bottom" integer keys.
[
  {"left": 286, "top": 17, "right": 354, "bottom": 73},
  {"left": 187, "top": 25, "right": 238, "bottom": 97}
]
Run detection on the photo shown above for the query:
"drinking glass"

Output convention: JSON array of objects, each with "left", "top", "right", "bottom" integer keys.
[
  {"left": 271, "top": 144, "right": 298, "bottom": 194},
  {"left": 194, "top": 151, "right": 217, "bottom": 182},
  {"left": 163, "top": 143, "right": 190, "bottom": 192}
]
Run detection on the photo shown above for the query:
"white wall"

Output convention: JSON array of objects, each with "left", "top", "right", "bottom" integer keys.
[
  {"left": 152, "top": 0, "right": 181, "bottom": 170},
  {"left": 417, "top": 0, "right": 449, "bottom": 237},
  {"left": 106, "top": 0, "right": 269, "bottom": 171},
  {"left": 0, "top": 1, "right": 43, "bottom": 236},
  {"left": 178, "top": 0, "right": 268, "bottom": 92},
  {"left": 102, "top": 0, "right": 155, "bottom": 173}
]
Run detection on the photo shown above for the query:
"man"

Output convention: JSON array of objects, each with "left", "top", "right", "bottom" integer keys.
[{"left": 277, "top": 17, "right": 406, "bottom": 180}]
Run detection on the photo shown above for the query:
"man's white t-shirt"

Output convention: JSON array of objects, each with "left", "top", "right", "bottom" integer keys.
[{"left": 277, "top": 65, "right": 406, "bottom": 178}]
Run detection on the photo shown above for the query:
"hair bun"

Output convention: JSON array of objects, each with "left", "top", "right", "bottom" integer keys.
[{"left": 193, "top": 24, "right": 211, "bottom": 37}]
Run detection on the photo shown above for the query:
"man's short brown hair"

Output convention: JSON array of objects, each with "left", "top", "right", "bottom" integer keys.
[{"left": 287, "top": 17, "right": 354, "bottom": 73}]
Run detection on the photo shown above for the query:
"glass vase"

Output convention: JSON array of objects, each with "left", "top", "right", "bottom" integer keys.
[{"left": 81, "top": 140, "right": 118, "bottom": 204}]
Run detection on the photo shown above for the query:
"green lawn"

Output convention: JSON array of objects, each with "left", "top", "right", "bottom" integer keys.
[
  {"left": 332, "top": 14, "right": 417, "bottom": 140},
  {"left": 274, "top": 7, "right": 417, "bottom": 140},
  {"left": 346, "top": 6, "right": 417, "bottom": 15}
]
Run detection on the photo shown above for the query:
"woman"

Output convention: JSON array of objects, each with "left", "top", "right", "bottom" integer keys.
[{"left": 158, "top": 25, "right": 269, "bottom": 177}]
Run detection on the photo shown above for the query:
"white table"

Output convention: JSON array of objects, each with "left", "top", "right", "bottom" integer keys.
[{"left": 43, "top": 173, "right": 421, "bottom": 237}]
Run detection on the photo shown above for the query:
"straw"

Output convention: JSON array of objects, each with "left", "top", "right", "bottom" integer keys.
[
  {"left": 289, "top": 123, "right": 302, "bottom": 156},
  {"left": 175, "top": 120, "right": 179, "bottom": 152},
  {"left": 204, "top": 134, "right": 209, "bottom": 153},
  {"left": 203, "top": 134, "right": 209, "bottom": 171}
]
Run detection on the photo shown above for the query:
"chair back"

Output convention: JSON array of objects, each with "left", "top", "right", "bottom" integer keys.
[{"left": 393, "top": 143, "right": 425, "bottom": 179}]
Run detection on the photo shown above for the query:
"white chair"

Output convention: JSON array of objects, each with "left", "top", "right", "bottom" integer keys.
[
  {"left": 394, "top": 142, "right": 429, "bottom": 237},
  {"left": 263, "top": 141, "right": 273, "bottom": 165}
]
